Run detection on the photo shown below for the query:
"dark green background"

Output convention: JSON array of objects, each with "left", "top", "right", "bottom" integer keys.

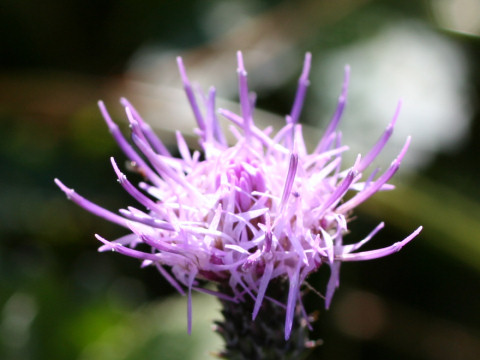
[{"left": 1, "top": 0, "right": 479, "bottom": 359}]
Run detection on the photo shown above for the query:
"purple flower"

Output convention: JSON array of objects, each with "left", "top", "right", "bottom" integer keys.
[{"left": 55, "top": 52, "right": 422, "bottom": 340}]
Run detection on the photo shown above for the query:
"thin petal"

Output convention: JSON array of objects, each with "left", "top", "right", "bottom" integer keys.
[{"left": 339, "top": 226, "right": 422, "bottom": 261}]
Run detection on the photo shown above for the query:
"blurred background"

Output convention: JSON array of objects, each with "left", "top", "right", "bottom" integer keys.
[{"left": 1, "top": 0, "right": 479, "bottom": 359}]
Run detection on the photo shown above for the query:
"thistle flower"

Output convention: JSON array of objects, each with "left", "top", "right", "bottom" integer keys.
[{"left": 55, "top": 52, "right": 421, "bottom": 345}]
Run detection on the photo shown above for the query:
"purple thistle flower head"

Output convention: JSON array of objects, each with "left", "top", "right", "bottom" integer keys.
[{"left": 55, "top": 51, "right": 422, "bottom": 340}]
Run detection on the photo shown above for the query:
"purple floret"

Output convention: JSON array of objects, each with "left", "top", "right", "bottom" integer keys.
[{"left": 55, "top": 51, "right": 422, "bottom": 340}]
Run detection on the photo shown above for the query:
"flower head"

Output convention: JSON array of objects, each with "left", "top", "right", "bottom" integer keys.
[{"left": 55, "top": 52, "right": 422, "bottom": 340}]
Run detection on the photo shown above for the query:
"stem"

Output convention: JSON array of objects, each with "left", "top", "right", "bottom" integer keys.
[{"left": 214, "top": 280, "right": 314, "bottom": 360}]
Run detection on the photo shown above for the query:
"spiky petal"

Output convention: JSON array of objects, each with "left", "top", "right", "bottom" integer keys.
[{"left": 56, "top": 52, "right": 421, "bottom": 341}]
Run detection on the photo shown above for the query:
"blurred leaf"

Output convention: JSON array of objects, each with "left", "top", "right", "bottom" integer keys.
[{"left": 77, "top": 293, "right": 222, "bottom": 360}]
